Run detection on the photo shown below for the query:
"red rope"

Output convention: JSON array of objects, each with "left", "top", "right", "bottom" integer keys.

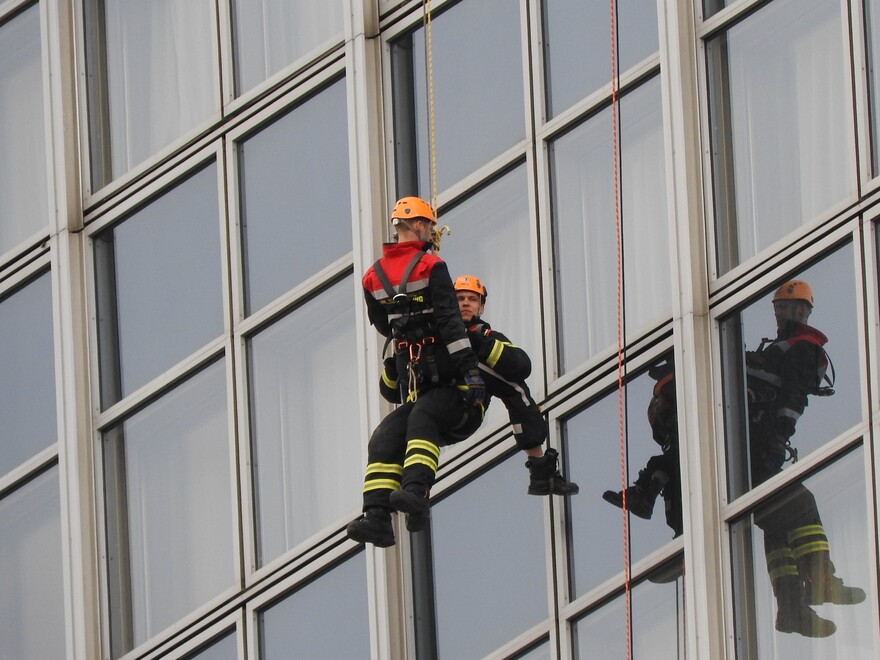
[{"left": 609, "top": 1, "right": 633, "bottom": 658}]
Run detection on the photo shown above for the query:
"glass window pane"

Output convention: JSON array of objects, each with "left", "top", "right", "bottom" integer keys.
[
  {"left": 730, "top": 448, "right": 874, "bottom": 657},
  {"left": 572, "top": 569, "right": 685, "bottom": 659},
  {"left": 0, "top": 272, "right": 56, "bottom": 476},
  {"left": 103, "top": 360, "right": 235, "bottom": 656},
  {"left": 542, "top": 0, "right": 659, "bottom": 117},
  {"left": 865, "top": 0, "right": 880, "bottom": 175},
  {"left": 232, "top": 0, "right": 344, "bottom": 95},
  {"left": 431, "top": 455, "right": 546, "bottom": 658},
  {"left": 564, "top": 358, "right": 681, "bottom": 599},
  {"left": 703, "top": 0, "right": 734, "bottom": 19},
  {"left": 707, "top": 0, "right": 855, "bottom": 273},
  {"left": 85, "top": 0, "right": 218, "bottom": 184},
  {"left": 393, "top": 0, "right": 525, "bottom": 195},
  {"left": 440, "top": 165, "right": 538, "bottom": 429},
  {"left": 0, "top": 5, "right": 49, "bottom": 254},
  {"left": 94, "top": 163, "right": 223, "bottom": 407},
  {"left": 721, "top": 247, "right": 862, "bottom": 500},
  {"left": 183, "top": 631, "right": 237, "bottom": 660},
  {"left": 551, "top": 77, "right": 669, "bottom": 373},
  {"left": 248, "top": 277, "right": 361, "bottom": 566},
  {"left": 512, "top": 640, "right": 551, "bottom": 660},
  {"left": 0, "top": 468, "right": 65, "bottom": 659},
  {"left": 258, "top": 553, "right": 370, "bottom": 659},
  {"left": 238, "top": 79, "right": 352, "bottom": 314}
]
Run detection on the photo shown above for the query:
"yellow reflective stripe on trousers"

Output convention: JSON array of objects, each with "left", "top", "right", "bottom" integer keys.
[
  {"left": 365, "top": 462, "right": 403, "bottom": 476},
  {"left": 363, "top": 479, "right": 402, "bottom": 493},
  {"left": 787, "top": 524, "right": 825, "bottom": 543},
  {"left": 791, "top": 540, "right": 831, "bottom": 559},
  {"left": 406, "top": 439, "right": 440, "bottom": 459}
]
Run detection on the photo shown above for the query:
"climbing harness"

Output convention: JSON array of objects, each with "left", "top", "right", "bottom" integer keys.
[{"left": 372, "top": 250, "right": 439, "bottom": 401}]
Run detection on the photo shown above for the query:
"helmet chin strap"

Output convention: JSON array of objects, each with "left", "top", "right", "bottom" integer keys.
[{"left": 395, "top": 219, "right": 432, "bottom": 242}]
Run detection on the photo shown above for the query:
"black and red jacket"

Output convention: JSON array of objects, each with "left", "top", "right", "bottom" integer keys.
[
  {"left": 746, "top": 322, "right": 831, "bottom": 440},
  {"left": 363, "top": 240, "right": 477, "bottom": 389}
]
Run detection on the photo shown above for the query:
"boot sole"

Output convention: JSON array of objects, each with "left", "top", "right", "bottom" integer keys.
[
  {"left": 346, "top": 522, "right": 395, "bottom": 548},
  {"left": 389, "top": 489, "right": 430, "bottom": 516}
]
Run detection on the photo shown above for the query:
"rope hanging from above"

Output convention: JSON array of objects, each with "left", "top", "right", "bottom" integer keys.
[
  {"left": 421, "top": 0, "right": 452, "bottom": 254},
  {"left": 608, "top": 0, "right": 633, "bottom": 657}
]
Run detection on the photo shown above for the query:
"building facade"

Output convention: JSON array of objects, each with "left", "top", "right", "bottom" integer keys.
[{"left": 0, "top": 0, "right": 878, "bottom": 658}]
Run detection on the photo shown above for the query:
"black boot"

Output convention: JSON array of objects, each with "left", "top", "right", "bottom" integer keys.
[
  {"left": 526, "top": 448, "right": 580, "bottom": 496},
  {"left": 346, "top": 507, "right": 395, "bottom": 547},
  {"left": 796, "top": 552, "right": 866, "bottom": 605},
  {"left": 389, "top": 487, "right": 431, "bottom": 532},
  {"left": 602, "top": 469, "right": 663, "bottom": 519},
  {"left": 773, "top": 575, "right": 836, "bottom": 638},
  {"left": 602, "top": 485, "right": 656, "bottom": 519}
]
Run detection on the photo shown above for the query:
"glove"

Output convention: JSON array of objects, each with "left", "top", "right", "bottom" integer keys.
[
  {"left": 383, "top": 356, "right": 398, "bottom": 380},
  {"left": 463, "top": 368, "right": 486, "bottom": 406},
  {"left": 764, "top": 435, "right": 787, "bottom": 471}
]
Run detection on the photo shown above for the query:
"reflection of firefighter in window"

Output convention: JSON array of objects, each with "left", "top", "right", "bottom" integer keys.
[
  {"left": 746, "top": 279, "right": 864, "bottom": 638},
  {"left": 602, "top": 358, "right": 682, "bottom": 538},
  {"left": 346, "top": 197, "right": 486, "bottom": 548}
]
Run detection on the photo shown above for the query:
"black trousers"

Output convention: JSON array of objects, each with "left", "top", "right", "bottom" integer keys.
[{"left": 361, "top": 385, "right": 483, "bottom": 510}]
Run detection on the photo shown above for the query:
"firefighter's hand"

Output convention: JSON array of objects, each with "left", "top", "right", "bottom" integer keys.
[
  {"left": 463, "top": 368, "right": 486, "bottom": 406},
  {"left": 467, "top": 330, "right": 493, "bottom": 361},
  {"left": 764, "top": 435, "right": 788, "bottom": 471},
  {"left": 383, "top": 356, "right": 398, "bottom": 380}
]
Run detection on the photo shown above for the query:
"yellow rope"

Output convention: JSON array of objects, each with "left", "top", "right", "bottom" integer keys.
[
  {"left": 423, "top": 0, "right": 448, "bottom": 253},
  {"left": 424, "top": 0, "right": 438, "bottom": 213}
]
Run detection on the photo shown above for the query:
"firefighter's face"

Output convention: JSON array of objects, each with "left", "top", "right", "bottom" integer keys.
[
  {"left": 773, "top": 299, "right": 811, "bottom": 328},
  {"left": 413, "top": 218, "right": 433, "bottom": 242},
  {"left": 457, "top": 291, "right": 484, "bottom": 323}
]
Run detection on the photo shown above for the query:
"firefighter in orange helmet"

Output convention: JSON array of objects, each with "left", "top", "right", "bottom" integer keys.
[
  {"left": 346, "top": 197, "right": 486, "bottom": 548},
  {"left": 379, "top": 274, "right": 578, "bottom": 503}
]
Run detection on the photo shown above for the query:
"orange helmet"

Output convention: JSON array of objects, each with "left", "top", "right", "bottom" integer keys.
[
  {"left": 391, "top": 196, "right": 436, "bottom": 226},
  {"left": 453, "top": 275, "right": 487, "bottom": 300},
  {"left": 772, "top": 279, "right": 813, "bottom": 307}
]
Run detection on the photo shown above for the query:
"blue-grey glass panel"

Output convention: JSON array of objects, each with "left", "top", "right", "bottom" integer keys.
[
  {"left": 564, "top": 361, "right": 680, "bottom": 598},
  {"left": 721, "top": 246, "right": 861, "bottom": 500},
  {"left": 432, "top": 454, "right": 546, "bottom": 658},
  {"left": 542, "top": 0, "right": 659, "bottom": 117},
  {"left": 238, "top": 79, "right": 351, "bottom": 314},
  {"left": 259, "top": 553, "right": 370, "bottom": 659},
  {"left": 232, "top": 0, "right": 344, "bottom": 95},
  {"left": 440, "top": 165, "right": 537, "bottom": 429},
  {"left": 404, "top": 0, "right": 525, "bottom": 194},
  {"left": 0, "top": 5, "right": 48, "bottom": 254},
  {"left": 184, "top": 631, "right": 237, "bottom": 660},
  {"left": 89, "top": 0, "right": 217, "bottom": 183},
  {"left": 0, "top": 468, "right": 65, "bottom": 659},
  {"left": 707, "top": 0, "right": 854, "bottom": 273},
  {"left": 572, "top": 570, "right": 685, "bottom": 659},
  {"left": 249, "top": 277, "right": 361, "bottom": 566},
  {"left": 104, "top": 360, "right": 234, "bottom": 655},
  {"left": 866, "top": 0, "right": 880, "bottom": 175},
  {"left": 0, "top": 272, "right": 56, "bottom": 476},
  {"left": 703, "top": 0, "right": 733, "bottom": 19},
  {"left": 730, "top": 448, "right": 874, "bottom": 658},
  {"left": 95, "top": 163, "right": 223, "bottom": 406},
  {"left": 512, "top": 639, "right": 551, "bottom": 660},
  {"left": 551, "top": 77, "right": 669, "bottom": 373}
]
